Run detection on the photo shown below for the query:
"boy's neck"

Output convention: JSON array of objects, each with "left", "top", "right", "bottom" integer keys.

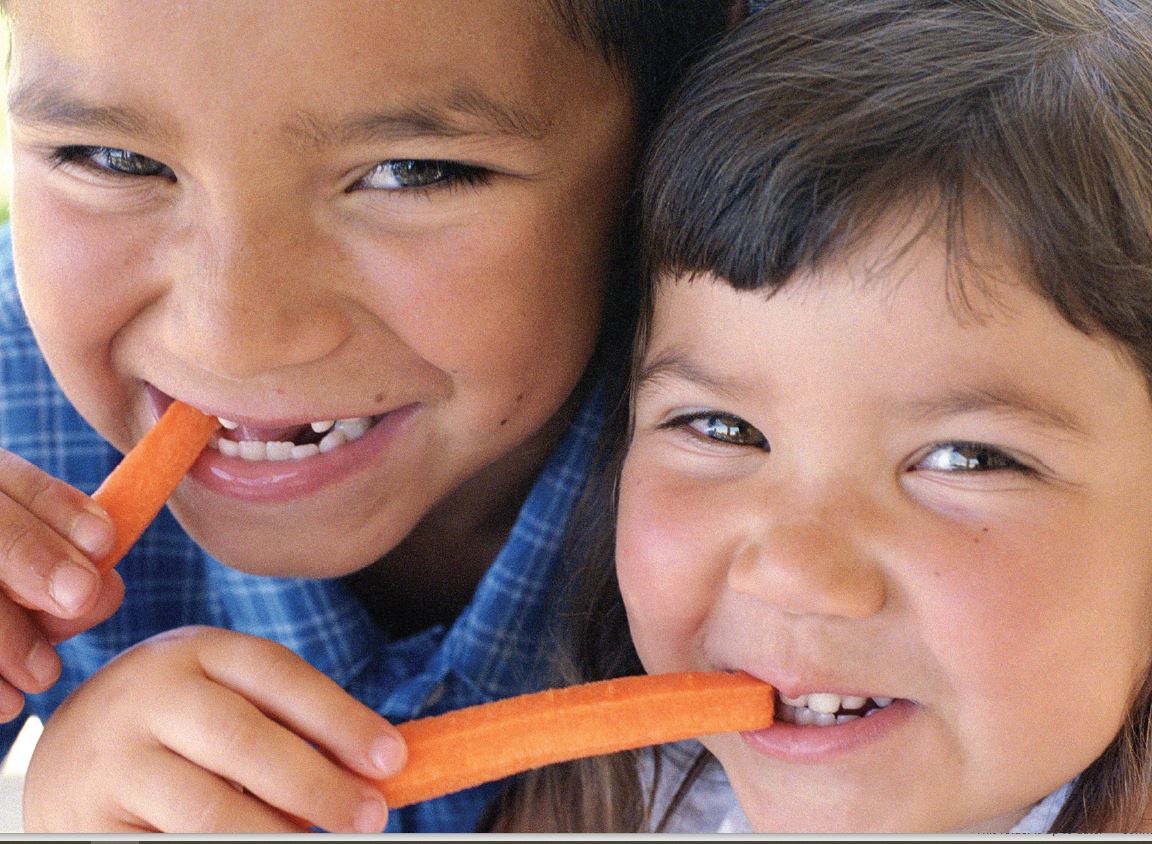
[{"left": 344, "top": 388, "right": 583, "bottom": 638}]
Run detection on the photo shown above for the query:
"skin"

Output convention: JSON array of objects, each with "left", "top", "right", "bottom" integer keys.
[
  {"left": 616, "top": 218, "right": 1152, "bottom": 832},
  {"left": 0, "top": 0, "right": 633, "bottom": 725}
]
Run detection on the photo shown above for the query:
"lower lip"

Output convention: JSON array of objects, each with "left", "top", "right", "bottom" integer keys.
[
  {"left": 740, "top": 700, "right": 914, "bottom": 762},
  {"left": 185, "top": 406, "right": 419, "bottom": 503}
]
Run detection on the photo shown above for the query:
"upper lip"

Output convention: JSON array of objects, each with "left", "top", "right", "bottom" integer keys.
[{"left": 734, "top": 666, "right": 895, "bottom": 702}]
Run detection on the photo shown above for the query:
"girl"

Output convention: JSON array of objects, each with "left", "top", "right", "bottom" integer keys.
[{"left": 493, "top": 0, "right": 1152, "bottom": 832}]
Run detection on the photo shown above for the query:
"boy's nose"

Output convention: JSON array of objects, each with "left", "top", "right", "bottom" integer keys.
[
  {"left": 164, "top": 212, "right": 351, "bottom": 381},
  {"left": 726, "top": 504, "right": 887, "bottom": 619}
]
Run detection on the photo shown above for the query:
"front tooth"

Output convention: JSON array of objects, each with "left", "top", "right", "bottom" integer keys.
[
  {"left": 334, "top": 417, "right": 370, "bottom": 441},
  {"left": 841, "top": 695, "right": 868, "bottom": 710},
  {"left": 291, "top": 443, "right": 320, "bottom": 459},
  {"left": 813, "top": 711, "right": 837, "bottom": 727},
  {"left": 318, "top": 430, "right": 348, "bottom": 453},
  {"left": 217, "top": 417, "right": 239, "bottom": 430},
  {"left": 238, "top": 440, "right": 267, "bottom": 461},
  {"left": 807, "top": 693, "right": 842, "bottom": 714},
  {"left": 794, "top": 707, "right": 815, "bottom": 726},
  {"left": 873, "top": 697, "right": 894, "bottom": 708},
  {"left": 217, "top": 438, "right": 240, "bottom": 457},
  {"left": 780, "top": 694, "right": 809, "bottom": 708},
  {"left": 265, "top": 441, "right": 295, "bottom": 461},
  {"left": 311, "top": 420, "right": 335, "bottom": 433}
]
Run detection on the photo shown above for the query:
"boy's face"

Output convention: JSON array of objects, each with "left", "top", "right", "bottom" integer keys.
[
  {"left": 617, "top": 218, "right": 1152, "bottom": 831},
  {"left": 7, "top": 0, "right": 633, "bottom": 575}
]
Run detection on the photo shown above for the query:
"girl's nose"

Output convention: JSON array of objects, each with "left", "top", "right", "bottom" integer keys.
[
  {"left": 164, "top": 208, "right": 351, "bottom": 381},
  {"left": 727, "top": 510, "right": 887, "bottom": 619}
]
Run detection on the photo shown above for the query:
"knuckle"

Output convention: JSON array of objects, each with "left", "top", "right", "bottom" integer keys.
[{"left": 0, "top": 520, "right": 42, "bottom": 571}]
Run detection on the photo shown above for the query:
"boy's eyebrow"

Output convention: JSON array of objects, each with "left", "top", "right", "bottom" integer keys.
[
  {"left": 8, "top": 83, "right": 172, "bottom": 142},
  {"left": 294, "top": 87, "right": 552, "bottom": 147},
  {"left": 903, "top": 385, "right": 1089, "bottom": 437},
  {"left": 7, "top": 81, "right": 550, "bottom": 146}
]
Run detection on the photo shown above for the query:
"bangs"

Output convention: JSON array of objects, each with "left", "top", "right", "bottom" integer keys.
[{"left": 639, "top": 0, "right": 1152, "bottom": 375}]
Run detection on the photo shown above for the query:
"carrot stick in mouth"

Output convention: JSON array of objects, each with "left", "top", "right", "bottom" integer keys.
[
  {"left": 90, "top": 400, "right": 220, "bottom": 572},
  {"left": 375, "top": 671, "right": 774, "bottom": 809}
]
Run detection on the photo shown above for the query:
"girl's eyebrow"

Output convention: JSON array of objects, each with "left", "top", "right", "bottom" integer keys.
[
  {"left": 901, "top": 385, "right": 1089, "bottom": 438},
  {"left": 634, "top": 349, "right": 745, "bottom": 402}
]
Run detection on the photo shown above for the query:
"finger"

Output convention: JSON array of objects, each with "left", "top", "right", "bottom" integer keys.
[
  {"left": 0, "top": 590, "right": 60, "bottom": 694},
  {"left": 0, "top": 450, "right": 115, "bottom": 562},
  {"left": 153, "top": 678, "right": 389, "bottom": 834},
  {"left": 198, "top": 632, "right": 406, "bottom": 778},
  {"left": 0, "top": 677, "right": 26, "bottom": 723},
  {"left": 37, "top": 570, "right": 125, "bottom": 644},
  {"left": 121, "top": 747, "right": 304, "bottom": 833},
  {"left": 0, "top": 503, "right": 106, "bottom": 619}
]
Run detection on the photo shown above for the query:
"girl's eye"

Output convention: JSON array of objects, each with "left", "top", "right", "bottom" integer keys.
[
  {"left": 52, "top": 146, "right": 174, "bottom": 179},
  {"left": 664, "top": 412, "right": 769, "bottom": 450},
  {"left": 912, "top": 442, "right": 1027, "bottom": 473},
  {"left": 353, "top": 159, "right": 490, "bottom": 191}
]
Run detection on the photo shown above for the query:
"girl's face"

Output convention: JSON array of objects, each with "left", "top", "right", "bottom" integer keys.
[
  {"left": 8, "top": 0, "right": 633, "bottom": 576},
  {"left": 617, "top": 220, "right": 1152, "bottom": 832}
]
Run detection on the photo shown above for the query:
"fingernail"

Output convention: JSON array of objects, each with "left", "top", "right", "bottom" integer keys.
[
  {"left": 354, "top": 795, "right": 388, "bottom": 834},
  {"left": 370, "top": 733, "right": 404, "bottom": 775},
  {"left": 70, "top": 510, "right": 113, "bottom": 559},
  {"left": 48, "top": 561, "right": 99, "bottom": 614},
  {"left": 24, "top": 639, "right": 59, "bottom": 687}
]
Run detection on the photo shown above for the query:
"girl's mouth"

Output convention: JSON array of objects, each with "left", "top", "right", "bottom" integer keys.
[
  {"left": 209, "top": 415, "right": 383, "bottom": 461},
  {"left": 775, "top": 691, "right": 896, "bottom": 726}
]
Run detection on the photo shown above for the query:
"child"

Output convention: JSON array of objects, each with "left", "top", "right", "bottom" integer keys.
[
  {"left": 0, "top": 0, "right": 735, "bottom": 833},
  {"left": 492, "top": 0, "right": 1152, "bottom": 832}
]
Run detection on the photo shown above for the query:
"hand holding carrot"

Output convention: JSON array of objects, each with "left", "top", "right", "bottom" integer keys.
[
  {"left": 0, "top": 401, "right": 215, "bottom": 720},
  {"left": 23, "top": 626, "right": 404, "bottom": 833}
]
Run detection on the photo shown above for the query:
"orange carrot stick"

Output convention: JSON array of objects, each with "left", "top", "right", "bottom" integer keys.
[
  {"left": 375, "top": 671, "right": 774, "bottom": 809},
  {"left": 90, "top": 400, "right": 219, "bottom": 572}
]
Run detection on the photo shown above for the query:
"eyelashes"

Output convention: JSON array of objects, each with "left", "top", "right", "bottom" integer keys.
[
  {"left": 657, "top": 411, "right": 1032, "bottom": 476},
  {"left": 49, "top": 145, "right": 493, "bottom": 195}
]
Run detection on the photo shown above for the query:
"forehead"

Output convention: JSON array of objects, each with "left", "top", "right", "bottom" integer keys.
[{"left": 7, "top": 0, "right": 625, "bottom": 144}]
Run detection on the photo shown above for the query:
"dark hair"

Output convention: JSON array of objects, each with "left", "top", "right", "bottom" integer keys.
[{"left": 496, "top": 0, "right": 1152, "bottom": 833}]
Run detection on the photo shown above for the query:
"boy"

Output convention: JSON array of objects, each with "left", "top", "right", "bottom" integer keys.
[{"left": 0, "top": 0, "right": 733, "bottom": 831}]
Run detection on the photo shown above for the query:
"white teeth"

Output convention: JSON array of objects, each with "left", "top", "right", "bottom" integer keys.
[
  {"left": 776, "top": 691, "right": 896, "bottom": 727},
  {"left": 318, "top": 429, "right": 348, "bottom": 453},
  {"left": 807, "top": 693, "right": 842, "bottom": 714},
  {"left": 238, "top": 441, "right": 267, "bottom": 461},
  {"left": 208, "top": 415, "right": 375, "bottom": 461},
  {"left": 265, "top": 441, "right": 295, "bottom": 461},
  {"left": 334, "top": 417, "right": 370, "bottom": 440}
]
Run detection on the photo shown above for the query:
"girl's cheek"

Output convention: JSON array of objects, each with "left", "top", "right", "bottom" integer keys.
[{"left": 616, "top": 459, "right": 725, "bottom": 672}]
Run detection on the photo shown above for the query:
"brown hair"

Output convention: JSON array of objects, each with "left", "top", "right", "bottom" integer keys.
[{"left": 492, "top": 0, "right": 1152, "bottom": 833}]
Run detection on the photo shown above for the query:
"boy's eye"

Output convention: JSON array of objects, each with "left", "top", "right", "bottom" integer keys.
[
  {"left": 353, "top": 159, "right": 490, "bottom": 191},
  {"left": 52, "top": 145, "right": 175, "bottom": 179},
  {"left": 663, "top": 412, "right": 769, "bottom": 450},
  {"left": 912, "top": 442, "right": 1026, "bottom": 473}
]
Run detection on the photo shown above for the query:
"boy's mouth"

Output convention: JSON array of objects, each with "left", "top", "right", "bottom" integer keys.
[
  {"left": 208, "top": 414, "right": 383, "bottom": 461},
  {"left": 775, "top": 691, "right": 895, "bottom": 727}
]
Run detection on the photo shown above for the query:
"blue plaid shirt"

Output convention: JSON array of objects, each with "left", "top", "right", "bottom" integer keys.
[{"left": 0, "top": 223, "right": 603, "bottom": 832}]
